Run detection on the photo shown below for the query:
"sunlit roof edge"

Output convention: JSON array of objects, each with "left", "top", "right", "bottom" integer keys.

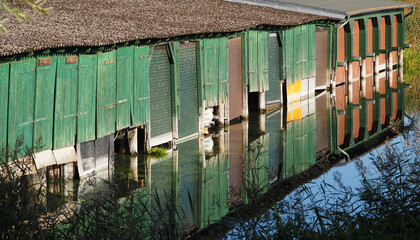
[{"left": 225, "top": 0, "right": 414, "bottom": 19}]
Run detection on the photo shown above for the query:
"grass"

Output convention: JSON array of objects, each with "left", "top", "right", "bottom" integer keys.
[
  {"left": 402, "top": 0, "right": 420, "bottom": 112},
  {"left": 147, "top": 147, "right": 168, "bottom": 159}
]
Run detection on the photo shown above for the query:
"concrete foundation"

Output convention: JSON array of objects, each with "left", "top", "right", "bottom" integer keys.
[
  {"left": 128, "top": 128, "right": 138, "bottom": 154},
  {"left": 259, "top": 91, "right": 266, "bottom": 111}
]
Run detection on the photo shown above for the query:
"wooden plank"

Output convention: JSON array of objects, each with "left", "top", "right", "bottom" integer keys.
[
  {"left": 54, "top": 56, "right": 78, "bottom": 149},
  {"left": 133, "top": 46, "right": 150, "bottom": 127},
  {"left": 97, "top": 51, "right": 117, "bottom": 138},
  {"left": 218, "top": 38, "right": 229, "bottom": 104},
  {"left": 116, "top": 47, "right": 134, "bottom": 130},
  {"left": 77, "top": 54, "right": 97, "bottom": 143},
  {"left": 34, "top": 57, "right": 57, "bottom": 151},
  {"left": 258, "top": 32, "right": 269, "bottom": 92},
  {"left": 8, "top": 59, "right": 36, "bottom": 158},
  {"left": 248, "top": 31, "right": 259, "bottom": 92},
  {"left": 0, "top": 63, "right": 9, "bottom": 153}
]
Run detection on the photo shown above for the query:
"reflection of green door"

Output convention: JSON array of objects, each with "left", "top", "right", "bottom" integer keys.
[
  {"left": 178, "top": 138, "right": 200, "bottom": 232},
  {"left": 244, "top": 135, "right": 269, "bottom": 203},
  {"left": 200, "top": 153, "right": 229, "bottom": 228},
  {"left": 266, "top": 111, "right": 283, "bottom": 182},
  {"left": 150, "top": 153, "right": 177, "bottom": 236},
  {"left": 178, "top": 43, "right": 199, "bottom": 139},
  {"left": 149, "top": 46, "right": 172, "bottom": 144}
]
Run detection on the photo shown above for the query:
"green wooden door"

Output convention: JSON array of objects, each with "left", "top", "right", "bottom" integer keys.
[
  {"left": 133, "top": 46, "right": 151, "bottom": 127},
  {"left": 54, "top": 56, "right": 78, "bottom": 149},
  {"left": 218, "top": 38, "right": 229, "bottom": 104},
  {"left": 0, "top": 63, "right": 9, "bottom": 153},
  {"left": 201, "top": 39, "right": 219, "bottom": 107},
  {"left": 178, "top": 42, "right": 199, "bottom": 139},
  {"left": 77, "top": 54, "right": 97, "bottom": 143},
  {"left": 8, "top": 59, "right": 36, "bottom": 158},
  {"left": 34, "top": 57, "right": 57, "bottom": 151},
  {"left": 97, "top": 51, "right": 117, "bottom": 138},
  {"left": 116, "top": 47, "right": 134, "bottom": 130}
]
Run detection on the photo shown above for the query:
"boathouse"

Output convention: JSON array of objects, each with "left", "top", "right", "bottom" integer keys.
[
  {"left": 227, "top": 0, "right": 414, "bottom": 147},
  {"left": 0, "top": 0, "right": 413, "bottom": 177}
]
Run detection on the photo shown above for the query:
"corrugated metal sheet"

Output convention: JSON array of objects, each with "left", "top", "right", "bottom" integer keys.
[
  {"left": 54, "top": 56, "right": 78, "bottom": 149},
  {"left": 97, "top": 51, "right": 117, "bottom": 139},
  {"left": 178, "top": 42, "right": 199, "bottom": 139},
  {"left": 228, "top": 37, "right": 243, "bottom": 121},
  {"left": 33, "top": 57, "right": 57, "bottom": 151},
  {"left": 133, "top": 46, "right": 150, "bottom": 127},
  {"left": 149, "top": 45, "right": 172, "bottom": 141},
  {"left": 77, "top": 54, "right": 97, "bottom": 143},
  {"left": 266, "top": 35, "right": 281, "bottom": 103},
  {"left": 116, "top": 47, "right": 134, "bottom": 130},
  {"left": 0, "top": 63, "right": 9, "bottom": 152}
]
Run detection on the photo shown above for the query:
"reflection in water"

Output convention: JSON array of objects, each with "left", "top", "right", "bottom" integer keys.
[{"left": 42, "top": 82, "right": 406, "bottom": 238}]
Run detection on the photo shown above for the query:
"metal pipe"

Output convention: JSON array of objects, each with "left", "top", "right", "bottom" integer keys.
[
  {"left": 404, "top": 6, "right": 415, "bottom": 18},
  {"left": 332, "top": 17, "right": 351, "bottom": 161}
]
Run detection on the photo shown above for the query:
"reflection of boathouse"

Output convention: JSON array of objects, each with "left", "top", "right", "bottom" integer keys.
[{"left": 0, "top": 0, "right": 413, "bottom": 179}]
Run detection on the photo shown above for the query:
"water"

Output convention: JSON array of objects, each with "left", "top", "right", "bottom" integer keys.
[{"left": 35, "top": 87, "right": 414, "bottom": 239}]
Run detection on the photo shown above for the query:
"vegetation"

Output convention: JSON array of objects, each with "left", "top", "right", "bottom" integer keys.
[
  {"left": 402, "top": 0, "right": 420, "bottom": 112},
  {"left": 0, "top": 0, "right": 51, "bottom": 32},
  {"left": 148, "top": 147, "right": 168, "bottom": 159}
]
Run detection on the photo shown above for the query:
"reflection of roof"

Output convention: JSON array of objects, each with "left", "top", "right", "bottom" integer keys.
[
  {"left": 225, "top": 0, "right": 414, "bottom": 19},
  {"left": 0, "top": 0, "right": 336, "bottom": 57}
]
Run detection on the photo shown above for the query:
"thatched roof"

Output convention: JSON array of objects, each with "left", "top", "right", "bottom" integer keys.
[{"left": 0, "top": 0, "right": 336, "bottom": 57}]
